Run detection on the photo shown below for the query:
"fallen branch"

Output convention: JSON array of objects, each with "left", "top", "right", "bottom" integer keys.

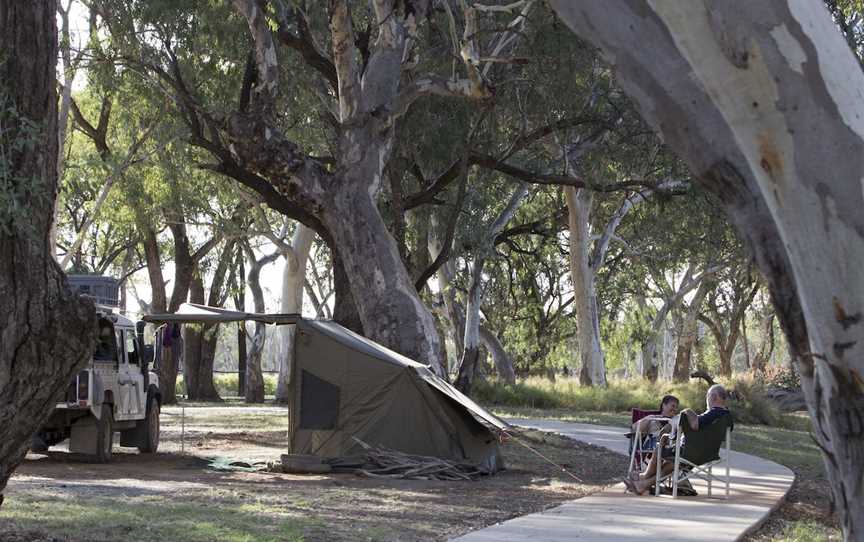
[{"left": 343, "top": 437, "right": 486, "bottom": 481}]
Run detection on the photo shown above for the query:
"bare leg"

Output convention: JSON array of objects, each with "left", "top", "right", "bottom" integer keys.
[
  {"left": 640, "top": 452, "right": 660, "bottom": 480},
  {"left": 635, "top": 461, "right": 674, "bottom": 493}
]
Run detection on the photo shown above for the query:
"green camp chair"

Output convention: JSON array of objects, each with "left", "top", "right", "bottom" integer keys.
[{"left": 654, "top": 413, "right": 732, "bottom": 498}]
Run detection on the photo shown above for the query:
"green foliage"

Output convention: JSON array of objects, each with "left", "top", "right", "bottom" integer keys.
[
  {"left": 477, "top": 376, "right": 799, "bottom": 429},
  {"left": 176, "top": 373, "right": 277, "bottom": 398},
  {"left": 474, "top": 377, "right": 709, "bottom": 413},
  {"left": 757, "top": 364, "right": 802, "bottom": 390},
  {"left": 729, "top": 375, "right": 782, "bottom": 426},
  {"left": 0, "top": 84, "right": 50, "bottom": 237}
]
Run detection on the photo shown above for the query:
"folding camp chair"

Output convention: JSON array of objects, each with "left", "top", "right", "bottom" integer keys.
[
  {"left": 627, "top": 408, "right": 664, "bottom": 475},
  {"left": 654, "top": 413, "right": 733, "bottom": 498}
]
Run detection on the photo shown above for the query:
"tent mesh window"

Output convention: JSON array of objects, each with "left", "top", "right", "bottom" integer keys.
[{"left": 300, "top": 370, "right": 340, "bottom": 429}]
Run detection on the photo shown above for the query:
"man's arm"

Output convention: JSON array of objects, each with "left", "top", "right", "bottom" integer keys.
[{"left": 681, "top": 408, "right": 699, "bottom": 430}]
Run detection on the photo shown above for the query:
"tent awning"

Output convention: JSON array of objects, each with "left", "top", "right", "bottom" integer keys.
[{"left": 143, "top": 303, "right": 301, "bottom": 325}]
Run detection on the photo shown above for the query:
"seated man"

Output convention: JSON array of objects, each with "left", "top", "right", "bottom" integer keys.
[{"left": 624, "top": 384, "right": 733, "bottom": 495}]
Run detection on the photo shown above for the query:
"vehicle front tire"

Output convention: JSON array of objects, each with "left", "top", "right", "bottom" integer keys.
[
  {"left": 95, "top": 404, "right": 113, "bottom": 463},
  {"left": 138, "top": 399, "right": 160, "bottom": 453}
]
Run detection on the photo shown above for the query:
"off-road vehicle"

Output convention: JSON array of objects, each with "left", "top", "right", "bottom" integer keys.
[{"left": 32, "top": 276, "right": 161, "bottom": 462}]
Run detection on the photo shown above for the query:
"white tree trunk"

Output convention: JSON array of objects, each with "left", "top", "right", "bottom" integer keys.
[
  {"left": 565, "top": 186, "right": 607, "bottom": 387},
  {"left": 275, "top": 224, "right": 314, "bottom": 403},
  {"left": 549, "top": 2, "right": 864, "bottom": 537},
  {"left": 455, "top": 184, "right": 529, "bottom": 394}
]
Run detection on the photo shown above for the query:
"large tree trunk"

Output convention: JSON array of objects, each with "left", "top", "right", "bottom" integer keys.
[
  {"left": 214, "top": 1, "right": 505, "bottom": 376},
  {"left": 275, "top": 224, "right": 313, "bottom": 403},
  {"left": 0, "top": 0, "right": 96, "bottom": 497},
  {"left": 479, "top": 325, "right": 516, "bottom": 385},
  {"left": 184, "top": 241, "right": 233, "bottom": 401},
  {"left": 549, "top": 3, "right": 864, "bottom": 537},
  {"left": 565, "top": 187, "right": 607, "bottom": 387},
  {"left": 321, "top": 189, "right": 443, "bottom": 373},
  {"left": 142, "top": 227, "right": 167, "bottom": 313},
  {"left": 454, "top": 260, "right": 485, "bottom": 394},
  {"left": 155, "top": 223, "right": 218, "bottom": 404},
  {"left": 331, "top": 249, "right": 362, "bottom": 334},
  {"left": 183, "top": 270, "right": 222, "bottom": 402}
]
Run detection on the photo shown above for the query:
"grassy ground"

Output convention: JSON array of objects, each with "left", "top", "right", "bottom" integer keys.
[
  {"left": 493, "top": 406, "right": 840, "bottom": 542},
  {"left": 1, "top": 404, "right": 626, "bottom": 542}
]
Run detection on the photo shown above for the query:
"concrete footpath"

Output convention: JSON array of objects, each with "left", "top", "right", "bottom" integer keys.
[{"left": 453, "top": 419, "right": 794, "bottom": 542}]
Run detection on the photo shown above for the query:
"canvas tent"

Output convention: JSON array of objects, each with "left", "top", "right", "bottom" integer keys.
[{"left": 144, "top": 303, "right": 508, "bottom": 473}]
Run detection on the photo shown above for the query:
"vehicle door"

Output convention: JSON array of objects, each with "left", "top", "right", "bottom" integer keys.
[{"left": 116, "top": 329, "right": 145, "bottom": 420}]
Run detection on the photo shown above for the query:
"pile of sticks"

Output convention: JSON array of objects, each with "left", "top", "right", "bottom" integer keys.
[{"left": 336, "top": 438, "right": 484, "bottom": 481}]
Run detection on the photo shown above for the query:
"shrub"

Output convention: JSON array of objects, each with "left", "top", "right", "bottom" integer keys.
[
  {"left": 474, "top": 376, "right": 797, "bottom": 428},
  {"left": 728, "top": 375, "right": 782, "bottom": 426},
  {"left": 474, "top": 377, "right": 711, "bottom": 414},
  {"left": 757, "top": 364, "right": 801, "bottom": 390},
  {"left": 174, "top": 373, "right": 278, "bottom": 398}
]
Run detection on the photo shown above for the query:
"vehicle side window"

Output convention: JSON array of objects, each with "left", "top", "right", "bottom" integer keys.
[
  {"left": 125, "top": 332, "right": 139, "bottom": 365},
  {"left": 94, "top": 323, "right": 118, "bottom": 361}
]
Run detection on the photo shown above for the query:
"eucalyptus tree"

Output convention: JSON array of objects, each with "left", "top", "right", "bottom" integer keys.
[
  {"left": 548, "top": 2, "right": 864, "bottom": 536},
  {"left": 183, "top": 237, "right": 237, "bottom": 401},
  {"left": 91, "top": 0, "right": 534, "bottom": 372},
  {"left": 562, "top": 132, "right": 689, "bottom": 387},
  {"left": 478, "top": 192, "right": 576, "bottom": 377},
  {"left": 57, "top": 88, "right": 162, "bottom": 272},
  {"left": 699, "top": 267, "right": 761, "bottom": 378},
  {"left": 245, "top": 204, "right": 315, "bottom": 403},
  {"left": 453, "top": 181, "right": 529, "bottom": 394},
  {"left": 671, "top": 279, "right": 714, "bottom": 382},
  {"left": 240, "top": 241, "right": 280, "bottom": 403},
  {"left": 52, "top": 0, "right": 93, "bottom": 258},
  {"left": 0, "top": 0, "right": 96, "bottom": 498}
]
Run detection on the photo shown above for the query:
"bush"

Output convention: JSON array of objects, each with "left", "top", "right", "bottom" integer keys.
[
  {"left": 728, "top": 374, "right": 782, "bottom": 426},
  {"left": 474, "top": 376, "right": 797, "bottom": 428},
  {"left": 473, "top": 377, "right": 711, "bottom": 414},
  {"left": 757, "top": 364, "right": 801, "bottom": 390},
  {"left": 175, "top": 373, "right": 278, "bottom": 398}
]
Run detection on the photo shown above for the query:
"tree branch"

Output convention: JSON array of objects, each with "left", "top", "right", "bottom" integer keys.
[{"left": 273, "top": 1, "right": 339, "bottom": 91}]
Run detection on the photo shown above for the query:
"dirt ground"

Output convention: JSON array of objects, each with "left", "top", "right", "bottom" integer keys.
[{"left": 0, "top": 405, "right": 627, "bottom": 542}]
